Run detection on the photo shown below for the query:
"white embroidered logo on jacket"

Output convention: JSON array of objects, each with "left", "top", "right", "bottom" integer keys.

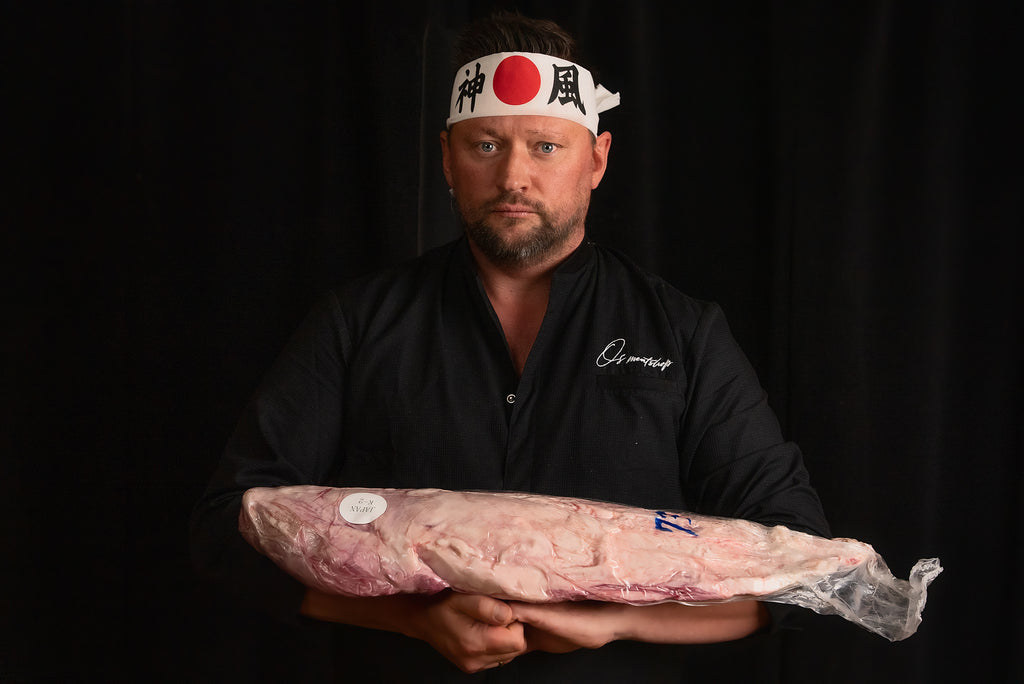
[{"left": 595, "top": 338, "right": 674, "bottom": 371}]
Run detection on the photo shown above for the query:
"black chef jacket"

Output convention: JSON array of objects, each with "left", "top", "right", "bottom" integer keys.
[{"left": 191, "top": 236, "right": 830, "bottom": 683}]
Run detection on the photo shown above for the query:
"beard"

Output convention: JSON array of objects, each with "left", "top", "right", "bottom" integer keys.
[{"left": 460, "top": 191, "right": 587, "bottom": 270}]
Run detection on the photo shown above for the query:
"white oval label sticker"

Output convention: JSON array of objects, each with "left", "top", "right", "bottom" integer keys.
[{"left": 339, "top": 493, "right": 388, "bottom": 524}]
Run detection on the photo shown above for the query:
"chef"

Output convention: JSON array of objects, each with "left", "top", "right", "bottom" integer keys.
[{"left": 191, "top": 10, "right": 830, "bottom": 681}]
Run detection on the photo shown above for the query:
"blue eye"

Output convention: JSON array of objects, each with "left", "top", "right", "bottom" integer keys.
[
  {"left": 539, "top": 142, "right": 557, "bottom": 154},
  {"left": 478, "top": 142, "right": 497, "bottom": 153}
]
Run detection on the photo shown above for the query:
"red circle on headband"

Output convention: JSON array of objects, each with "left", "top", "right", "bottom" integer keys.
[{"left": 493, "top": 55, "right": 542, "bottom": 105}]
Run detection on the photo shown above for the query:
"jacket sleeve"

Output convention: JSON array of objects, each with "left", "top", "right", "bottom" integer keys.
[
  {"left": 188, "top": 291, "right": 350, "bottom": 623},
  {"left": 678, "top": 302, "right": 830, "bottom": 539}
]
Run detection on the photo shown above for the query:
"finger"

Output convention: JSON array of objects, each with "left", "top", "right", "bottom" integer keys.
[
  {"left": 482, "top": 617, "right": 527, "bottom": 655},
  {"left": 465, "top": 626, "right": 526, "bottom": 673},
  {"left": 486, "top": 656, "right": 514, "bottom": 670}
]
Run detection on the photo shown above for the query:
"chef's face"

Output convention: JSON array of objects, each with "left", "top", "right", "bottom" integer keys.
[{"left": 441, "top": 115, "right": 611, "bottom": 269}]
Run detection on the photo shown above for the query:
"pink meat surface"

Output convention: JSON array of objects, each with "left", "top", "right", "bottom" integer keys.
[{"left": 239, "top": 486, "right": 873, "bottom": 604}]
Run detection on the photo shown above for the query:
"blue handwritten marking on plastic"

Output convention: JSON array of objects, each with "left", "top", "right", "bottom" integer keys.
[{"left": 654, "top": 511, "right": 698, "bottom": 536}]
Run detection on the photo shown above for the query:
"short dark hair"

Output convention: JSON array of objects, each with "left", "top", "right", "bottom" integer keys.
[{"left": 453, "top": 11, "right": 581, "bottom": 67}]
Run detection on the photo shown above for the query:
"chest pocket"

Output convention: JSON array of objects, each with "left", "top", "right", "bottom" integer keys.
[
  {"left": 594, "top": 372, "right": 685, "bottom": 453},
  {"left": 585, "top": 372, "right": 686, "bottom": 493}
]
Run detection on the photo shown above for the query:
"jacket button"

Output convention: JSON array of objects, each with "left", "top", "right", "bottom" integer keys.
[{"left": 506, "top": 393, "right": 516, "bottom": 404}]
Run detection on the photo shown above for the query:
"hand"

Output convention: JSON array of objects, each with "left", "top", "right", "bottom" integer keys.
[
  {"left": 301, "top": 589, "right": 527, "bottom": 673},
  {"left": 406, "top": 592, "right": 527, "bottom": 673},
  {"left": 510, "top": 601, "right": 624, "bottom": 653}
]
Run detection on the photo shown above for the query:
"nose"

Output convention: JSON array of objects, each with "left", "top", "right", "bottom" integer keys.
[{"left": 497, "top": 145, "right": 532, "bottom": 193}]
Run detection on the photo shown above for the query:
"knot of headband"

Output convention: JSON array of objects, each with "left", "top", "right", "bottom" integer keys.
[{"left": 446, "top": 52, "right": 621, "bottom": 135}]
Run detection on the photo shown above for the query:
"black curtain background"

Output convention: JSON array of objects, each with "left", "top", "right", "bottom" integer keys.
[{"left": 5, "top": 1, "right": 1022, "bottom": 682}]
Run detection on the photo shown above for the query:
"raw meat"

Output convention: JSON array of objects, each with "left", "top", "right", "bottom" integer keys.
[{"left": 239, "top": 486, "right": 941, "bottom": 641}]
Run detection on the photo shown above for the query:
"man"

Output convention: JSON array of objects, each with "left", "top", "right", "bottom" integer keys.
[{"left": 191, "top": 12, "right": 829, "bottom": 681}]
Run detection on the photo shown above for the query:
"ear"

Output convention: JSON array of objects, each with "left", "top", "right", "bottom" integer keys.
[
  {"left": 590, "top": 131, "right": 612, "bottom": 189},
  {"left": 440, "top": 131, "right": 453, "bottom": 187}
]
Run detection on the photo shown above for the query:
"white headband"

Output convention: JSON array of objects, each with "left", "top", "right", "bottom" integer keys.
[{"left": 446, "top": 52, "right": 620, "bottom": 135}]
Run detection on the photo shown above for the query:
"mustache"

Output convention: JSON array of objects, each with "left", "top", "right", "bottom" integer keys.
[{"left": 483, "top": 192, "right": 545, "bottom": 213}]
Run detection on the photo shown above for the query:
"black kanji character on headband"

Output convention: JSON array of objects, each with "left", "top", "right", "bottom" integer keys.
[
  {"left": 548, "top": 64, "right": 586, "bottom": 115},
  {"left": 456, "top": 63, "right": 487, "bottom": 114}
]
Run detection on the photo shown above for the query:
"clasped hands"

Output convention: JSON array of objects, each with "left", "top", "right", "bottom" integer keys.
[
  {"left": 413, "top": 591, "right": 623, "bottom": 674},
  {"left": 302, "top": 585, "right": 766, "bottom": 674}
]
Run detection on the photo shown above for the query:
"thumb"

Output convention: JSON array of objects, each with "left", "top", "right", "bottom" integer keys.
[
  {"left": 488, "top": 599, "right": 514, "bottom": 626},
  {"left": 453, "top": 594, "right": 514, "bottom": 626}
]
